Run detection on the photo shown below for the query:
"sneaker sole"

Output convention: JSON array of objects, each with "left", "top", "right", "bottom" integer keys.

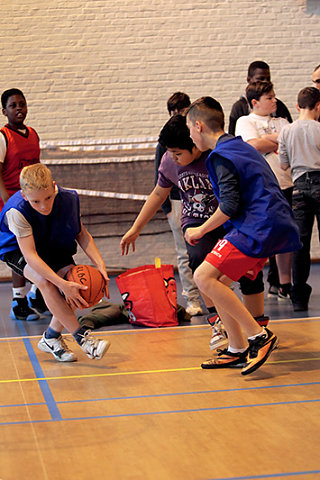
[
  {"left": 10, "top": 311, "right": 39, "bottom": 321},
  {"left": 87, "top": 340, "right": 111, "bottom": 360},
  {"left": 241, "top": 336, "right": 278, "bottom": 376},
  {"left": 38, "top": 340, "right": 77, "bottom": 362},
  {"left": 278, "top": 296, "right": 291, "bottom": 302},
  {"left": 209, "top": 336, "right": 229, "bottom": 351},
  {"left": 202, "top": 360, "right": 247, "bottom": 369}
]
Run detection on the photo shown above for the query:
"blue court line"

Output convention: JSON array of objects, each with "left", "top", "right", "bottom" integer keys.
[
  {"left": 1, "top": 315, "right": 320, "bottom": 342},
  {"left": 204, "top": 470, "right": 320, "bottom": 479},
  {"left": 16, "top": 320, "right": 62, "bottom": 421},
  {"left": 0, "top": 396, "right": 319, "bottom": 426},
  {"left": 1, "top": 380, "right": 320, "bottom": 409},
  {"left": 57, "top": 380, "right": 320, "bottom": 404}
]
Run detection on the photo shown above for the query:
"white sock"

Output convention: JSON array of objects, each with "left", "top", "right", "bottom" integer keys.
[
  {"left": 228, "top": 346, "right": 247, "bottom": 354},
  {"left": 29, "top": 284, "right": 37, "bottom": 293},
  {"left": 12, "top": 287, "right": 27, "bottom": 298},
  {"left": 248, "top": 328, "right": 266, "bottom": 341}
]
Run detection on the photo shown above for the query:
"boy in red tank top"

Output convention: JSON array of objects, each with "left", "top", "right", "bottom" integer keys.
[{"left": 1, "top": 88, "right": 47, "bottom": 320}]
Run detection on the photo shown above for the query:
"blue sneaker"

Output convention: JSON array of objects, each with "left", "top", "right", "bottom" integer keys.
[
  {"left": 27, "top": 289, "right": 51, "bottom": 316},
  {"left": 10, "top": 297, "right": 39, "bottom": 321}
]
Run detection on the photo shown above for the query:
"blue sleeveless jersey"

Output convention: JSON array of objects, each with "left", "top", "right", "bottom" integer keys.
[
  {"left": 206, "top": 136, "right": 301, "bottom": 258},
  {"left": 0, "top": 186, "right": 81, "bottom": 261}
]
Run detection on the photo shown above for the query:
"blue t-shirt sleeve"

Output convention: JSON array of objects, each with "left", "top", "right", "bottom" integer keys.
[{"left": 215, "top": 156, "right": 241, "bottom": 218}]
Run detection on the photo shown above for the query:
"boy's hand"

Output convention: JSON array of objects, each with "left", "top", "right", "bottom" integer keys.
[
  {"left": 61, "top": 279, "right": 89, "bottom": 310},
  {"left": 184, "top": 226, "right": 203, "bottom": 246},
  {"left": 120, "top": 228, "right": 139, "bottom": 255},
  {"left": 97, "top": 265, "right": 110, "bottom": 299}
]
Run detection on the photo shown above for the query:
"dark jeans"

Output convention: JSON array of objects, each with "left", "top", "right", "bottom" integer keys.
[
  {"left": 292, "top": 172, "right": 320, "bottom": 300},
  {"left": 267, "top": 186, "right": 293, "bottom": 288}
]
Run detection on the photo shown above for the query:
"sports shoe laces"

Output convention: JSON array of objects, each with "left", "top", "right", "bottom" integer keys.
[
  {"left": 58, "top": 336, "right": 73, "bottom": 353},
  {"left": 80, "top": 330, "right": 97, "bottom": 352},
  {"left": 248, "top": 333, "right": 268, "bottom": 358}
]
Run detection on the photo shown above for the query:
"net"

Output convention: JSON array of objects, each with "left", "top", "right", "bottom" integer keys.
[{"left": 40, "top": 140, "right": 177, "bottom": 272}]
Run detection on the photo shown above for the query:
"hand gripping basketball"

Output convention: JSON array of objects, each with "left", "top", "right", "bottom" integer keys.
[{"left": 66, "top": 265, "right": 105, "bottom": 308}]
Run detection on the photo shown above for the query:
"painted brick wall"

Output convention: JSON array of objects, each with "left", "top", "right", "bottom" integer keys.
[
  {"left": 0, "top": 0, "right": 319, "bottom": 143},
  {"left": 0, "top": 0, "right": 319, "bottom": 277}
]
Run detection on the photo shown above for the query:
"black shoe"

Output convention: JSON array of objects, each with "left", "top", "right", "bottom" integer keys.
[
  {"left": 201, "top": 348, "right": 248, "bottom": 369},
  {"left": 10, "top": 297, "right": 39, "bottom": 321},
  {"left": 290, "top": 284, "right": 312, "bottom": 312},
  {"left": 267, "top": 285, "right": 279, "bottom": 298},
  {"left": 27, "top": 289, "right": 51, "bottom": 316},
  {"left": 278, "top": 283, "right": 292, "bottom": 301},
  {"left": 292, "top": 302, "right": 309, "bottom": 312},
  {"left": 241, "top": 328, "right": 278, "bottom": 376}
]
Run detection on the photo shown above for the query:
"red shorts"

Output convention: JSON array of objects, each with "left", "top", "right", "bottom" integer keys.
[{"left": 205, "top": 239, "right": 267, "bottom": 282}]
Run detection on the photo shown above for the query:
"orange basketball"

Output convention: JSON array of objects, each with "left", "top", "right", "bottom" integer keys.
[{"left": 66, "top": 264, "right": 105, "bottom": 308}]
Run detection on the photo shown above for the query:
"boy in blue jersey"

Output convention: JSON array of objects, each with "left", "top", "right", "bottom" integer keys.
[
  {"left": 186, "top": 97, "right": 301, "bottom": 375},
  {"left": 0, "top": 164, "right": 110, "bottom": 362}
]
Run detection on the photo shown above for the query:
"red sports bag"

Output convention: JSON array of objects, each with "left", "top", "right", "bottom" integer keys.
[{"left": 115, "top": 261, "right": 178, "bottom": 327}]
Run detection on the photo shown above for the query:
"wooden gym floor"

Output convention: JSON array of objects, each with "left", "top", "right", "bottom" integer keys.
[{"left": 0, "top": 266, "right": 320, "bottom": 480}]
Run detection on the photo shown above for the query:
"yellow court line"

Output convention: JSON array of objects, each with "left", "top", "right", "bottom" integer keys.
[
  {"left": 0, "top": 357, "right": 320, "bottom": 385},
  {"left": 0, "top": 316, "right": 320, "bottom": 342}
]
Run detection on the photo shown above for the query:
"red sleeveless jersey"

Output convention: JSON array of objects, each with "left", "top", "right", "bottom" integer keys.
[{"left": 0, "top": 125, "right": 40, "bottom": 209}]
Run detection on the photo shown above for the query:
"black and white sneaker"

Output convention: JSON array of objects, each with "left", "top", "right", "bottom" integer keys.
[
  {"left": 80, "top": 330, "right": 110, "bottom": 359},
  {"left": 38, "top": 333, "right": 77, "bottom": 362}
]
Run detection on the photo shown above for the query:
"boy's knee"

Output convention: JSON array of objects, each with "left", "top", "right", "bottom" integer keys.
[
  {"left": 193, "top": 264, "right": 213, "bottom": 290},
  {"left": 36, "top": 277, "right": 52, "bottom": 292}
]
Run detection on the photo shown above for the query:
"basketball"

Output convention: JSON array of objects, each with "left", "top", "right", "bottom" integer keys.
[{"left": 66, "top": 264, "right": 105, "bottom": 308}]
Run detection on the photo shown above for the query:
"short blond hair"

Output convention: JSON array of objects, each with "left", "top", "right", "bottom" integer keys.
[{"left": 20, "top": 164, "right": 53, "bottom": 193}]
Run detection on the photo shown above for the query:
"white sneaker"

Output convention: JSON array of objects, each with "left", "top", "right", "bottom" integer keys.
[
  {"left": 38, "top": 333, "right": 77, "bottom": 362},
  {"left": 80, "top": 330, "right": 110, "bottom": 359},
  {"left": 186, "top": 301, "right": 204, "bottom": 316},
  {"left": 210, "top": 318, "right": 228, "bottom": 351}
]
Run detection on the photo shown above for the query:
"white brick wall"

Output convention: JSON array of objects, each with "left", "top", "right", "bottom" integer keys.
[
  {"left": 0, "top": 0, "right": 319, "bottom": 276},
  {"left": 0, "top": 0, "right": 319, "bottom": 143}
]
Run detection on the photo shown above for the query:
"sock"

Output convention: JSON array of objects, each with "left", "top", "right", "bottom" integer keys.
[
  {"left": 73, "top": 326, "right": 88, "bottom": 345},
  {"left": 12, "top": 287, "right": 27, "bottom": 298},
  {"left": 248, "top": 328, "right": 266, "bottom": 341},
  {"left": 207, "top": 306, "right": 217, "bottom": 314},
  {"left": 45, "top": 327, "right": 61, "bottom": 339},
  {"left": 228, "top": 346, "right": 247, "bottom": 354},
  {"left": 29, "top": 284, "right": 37, "bottom": 294},
  {"left": 207, "top": 306, "right": 218, "bottom": 325}
]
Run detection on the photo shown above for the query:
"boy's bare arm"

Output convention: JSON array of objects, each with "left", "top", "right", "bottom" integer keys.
[
  {"left": 0, "top": 164, "right": 9, "bottom": 204},
  {"left": 247, "top": 136, "right": 278, "bottom": 154},
  {"left": 17, "top": 234, "right": 89, "bottom": 308},
  {"left": 76, "top": 223, "right": 110, "bottom": 298},
  {"left": 120, "top": 184, "right": 171, "bottom": 255}
]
